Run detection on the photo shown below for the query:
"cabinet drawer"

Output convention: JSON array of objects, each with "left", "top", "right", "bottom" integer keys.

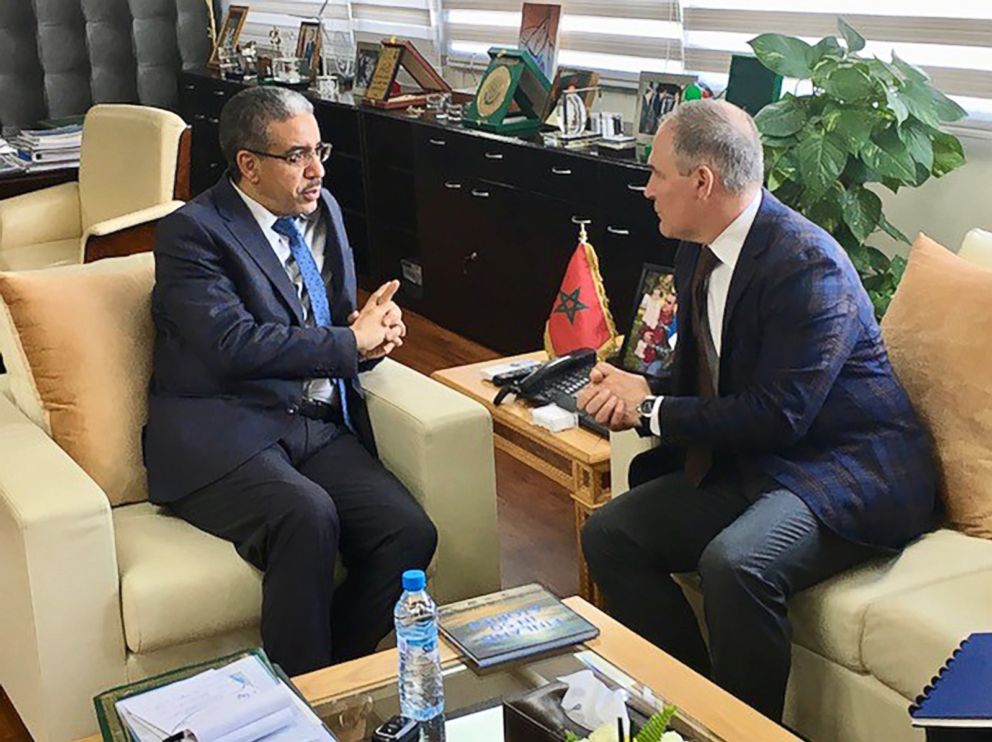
[
  {"left": 528, "top": 148, "right": 599, "bottom": 206},
  {"left": 469, "top": 137, "right": 524, "bottom": 188},
  {"left": 326, "top": 154, "right": 365, "bottom": 213},
  {"left": 363, "top": 113, "right": 414, "bottom": 170},
  {"left": 315, "top": 104, "right": 361, "bottom": 158},
  {"left": 598, "top": 160, "right": 652, "bottom": 215},
  {"left": 413, "top": 125, "right": 474, "bottom": 177}
]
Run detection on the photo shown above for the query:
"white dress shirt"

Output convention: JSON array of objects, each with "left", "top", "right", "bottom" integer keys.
[
  {"left": 648, "top": 189, "right": 763, "bottom": 436},
  {"left": 233, "top": 180, "right": 335, "bottom": 403}
]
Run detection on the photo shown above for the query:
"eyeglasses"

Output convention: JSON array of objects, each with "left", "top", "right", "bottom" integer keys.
[{"left": 245, "top": 142, "right": 333, "bottom": 168}]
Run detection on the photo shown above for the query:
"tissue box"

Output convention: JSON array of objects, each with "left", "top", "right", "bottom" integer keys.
[
  {"left": 532, "top": 404, "right": 578, "bottom": 433},
  {"left": 503, "top": 682, "right": 590, "bottom": 742}
]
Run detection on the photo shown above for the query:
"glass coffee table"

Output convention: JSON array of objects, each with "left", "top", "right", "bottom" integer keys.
[
  {"left": 311, "top": 645, "right": 722, "bottom": 742},
  {"left": 294, "top": 598, "right": 801, "bottom": 742}
]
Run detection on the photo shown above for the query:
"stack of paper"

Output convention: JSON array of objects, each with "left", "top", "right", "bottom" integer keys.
[
  {"left": 114, "top": 655, "right": 335, "bottom": 742},
  {"left": 12, "top": 124, "right": 82, "bottom": 171}
]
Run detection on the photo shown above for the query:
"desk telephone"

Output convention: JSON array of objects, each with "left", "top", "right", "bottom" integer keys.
[{"left": 493, "top": 348, "right": 608, "bottom": 437}]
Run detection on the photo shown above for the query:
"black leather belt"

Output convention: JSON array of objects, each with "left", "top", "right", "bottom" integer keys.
[{"left": 297, "top": 397, "right": 344, "bottom": 423}]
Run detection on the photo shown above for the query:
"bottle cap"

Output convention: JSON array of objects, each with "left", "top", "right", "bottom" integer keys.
[{"left": 402, "top": 569, "right": 426, "bottom": 591}]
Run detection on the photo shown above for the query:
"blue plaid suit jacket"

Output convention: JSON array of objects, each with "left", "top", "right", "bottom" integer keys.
[{"left": 660, "top": 190, "right": 936, "bottom": 549}]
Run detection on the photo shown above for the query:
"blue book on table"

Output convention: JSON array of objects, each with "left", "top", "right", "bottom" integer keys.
[{"left": 910, "top": 633, "right": 992, "bottom": 728}]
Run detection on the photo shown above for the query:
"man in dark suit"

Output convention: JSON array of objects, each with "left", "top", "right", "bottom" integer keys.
[
  {"left": 144, "top": 86, "right": 437, "bottom": 676},
  {"left": 577, "top": 100, "right": 936, "bottom": 720}
]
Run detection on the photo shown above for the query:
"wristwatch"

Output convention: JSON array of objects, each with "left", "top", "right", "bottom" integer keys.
[{"left": 638, "top": 396, "right": 658, "bottom": 428}]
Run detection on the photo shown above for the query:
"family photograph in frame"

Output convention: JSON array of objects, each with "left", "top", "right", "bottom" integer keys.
[
  {"left": 634, "top": 71, "right": 697, "bottom": 144},
  {"left": 296, "top": 21, "right": 323, "bottom": 80},
  {"left": 618, "top": 264, "right": 678, "bottom": 380},
  {"left": 353, "top": 41, "right": 381, "bottom": 97},
  {"left": 209, "top": 4, "right": 249, "bottom": 70}
]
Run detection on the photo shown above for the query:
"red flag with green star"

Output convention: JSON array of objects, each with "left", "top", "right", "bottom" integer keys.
[{"left": 544, "top": 228, "right": 620, "bottom": 359}]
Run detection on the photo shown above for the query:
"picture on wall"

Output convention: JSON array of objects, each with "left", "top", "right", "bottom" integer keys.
[
  {"left": 519, "top": 2, "right": 561, "bottom": 81},
  {"left": 209, "top": 4, "right": 249, "bottom": 69},
  {"left": 634, "top": 71, "right": 698, "bottom": 144},
  {"left": 618, "top": 265, "right": 678, "bottom": 380},
  {"left": 296, "top": 21, "right": 322, "bottom": 80},
  {"left": 353, "top": 41, "right": 381, "bottom": 97}
]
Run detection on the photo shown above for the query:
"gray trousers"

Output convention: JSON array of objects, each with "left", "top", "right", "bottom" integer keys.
[{"left": 581, "top": 459, "right": 877, "bottom": 721}]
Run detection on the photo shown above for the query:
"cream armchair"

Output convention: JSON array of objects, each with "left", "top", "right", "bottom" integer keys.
[
  {"left": 0, "top": 255, "right": 501, "bottom": 742},
  {"left": 0, "top": 105, "right": 189, "bottom": 271}
]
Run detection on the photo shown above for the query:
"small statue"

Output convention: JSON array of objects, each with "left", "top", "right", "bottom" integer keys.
[{"left": 268, "top": 27, "right": 283, "bottom": 58}]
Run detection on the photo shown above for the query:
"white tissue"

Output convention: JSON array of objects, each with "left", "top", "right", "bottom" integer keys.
[{"left": 558, "top": 670, "right": 630, "bottom": 739}]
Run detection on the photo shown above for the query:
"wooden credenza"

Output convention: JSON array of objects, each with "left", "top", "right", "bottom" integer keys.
[{"left": 179, "top": 70, "right": 679, "bottom": 354}]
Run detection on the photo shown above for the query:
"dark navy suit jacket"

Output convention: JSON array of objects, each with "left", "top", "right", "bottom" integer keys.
[
  {"left": 656, "top": 190, "right": 936, "bottom": 549},
  {"left": 144, "top": 177, "right": 377, "bottom": 504}
]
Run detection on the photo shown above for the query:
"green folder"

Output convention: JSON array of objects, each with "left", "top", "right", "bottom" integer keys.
[{"left": 92, "top": 647, "right": 314, "bottom": 741}]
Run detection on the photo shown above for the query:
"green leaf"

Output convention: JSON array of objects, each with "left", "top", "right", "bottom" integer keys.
[
  {"left": 866, "top": 246, "right": 891, "bottom": 272},
  {"left": 749, "top": 34, "right": 815, "bottom": 79},
  {"left": 842, "top": 156, "right": 881, "bottom": 186},
  {"left": 931, "top": 130, "right": 966, "bottom": 177},
  {"left": 838, "top": 18, "right": 866, "bottom": 53},
  {"left": 891, "top": 52, "right": 930, "bottom": 84},
  {"left": 847, "top": 242, "right": 871, "bottom": 273},
  {"left": 807, "top": 188, "right": 844, "bottom": 234},
  {"left": 811, "top": 37, "right": 846, "bottom": 69},
  {"left": 885, "top": 87, "right": 909, "bottom": 124},
  {"left": 880, "top": 176, "right": 903, "bottom": 193},
  {"left": 899, "top": 81, "right": 941, "bottom": 128},
  {"left": 797, "top": 132, "right": 848, "bottom": 198},
  {"left": 900, "top": 118, "right": 934, "bottom": 171},
  {"left": 890, "top": 253, "right": 908, "bottom": 282},
  {"left": 762, "top": 135, "right": 800, "bottom": 148},
  {"left": 839, "top": 186, "right": 882, "bottom": 244},
  {"left": 928, "top": 87, "right": 968, "bottom": 122},
  {"left": 880, "top": 216, "right": 911, "bottom": 244},
  {"left": 755, "top": 96, "right": 808, "bottom": 137},
  {"left": 866, "top": 59, "right": 898, "bottom": 85},
  {"left": 823, "top": 105, "right": 877, "bottom": 155},
  {"left": 822, "top": 65, "right": 876, "bottom": 101},
  {"left": 861, "top": 129, "right": 917, "bottom": 182}
]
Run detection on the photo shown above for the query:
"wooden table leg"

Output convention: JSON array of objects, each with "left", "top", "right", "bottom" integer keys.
[{"left": 571, "top": 460, "right": 611, "bottom": 608}]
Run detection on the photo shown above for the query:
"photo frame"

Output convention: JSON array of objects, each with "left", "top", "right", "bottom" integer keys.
[
  {"left": 634, "top": 71, "right": 698, "bottom": 144},
  {"left": 352, "top": 41, "right": 381, "bottom": 98},
  {"left": 541, "top": 66, "right": 599, "bottom": 122},
  {"left": 617, "top": 264, "right": 678, "bottom": 381},
  {"left": 296, "top": 21, "right": 322, "bottom": 80},
  {"left": 209, "top": 4, "right": 249, "bottom": 70},
  {"left": 519, "top": 2, "right": 561, "bottom": 81}
]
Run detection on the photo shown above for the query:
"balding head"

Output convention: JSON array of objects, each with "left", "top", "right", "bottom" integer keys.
[{"left": 659, "top": 99, "right": 763, "bottom": 194}]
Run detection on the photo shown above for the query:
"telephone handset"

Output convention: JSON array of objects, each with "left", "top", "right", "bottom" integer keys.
[{"left": 493, "top": 348, "right": 597, "bottom": 407}]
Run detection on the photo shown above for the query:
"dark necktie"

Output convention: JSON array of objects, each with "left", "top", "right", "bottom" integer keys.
[
  {"left": 685, "top": 245, "right": 721, "bottom": 487},
  {"left": 272, "top": 216, "right": 354, "bottom": 432}
]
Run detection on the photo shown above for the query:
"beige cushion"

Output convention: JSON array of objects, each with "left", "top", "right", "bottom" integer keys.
[
  {"left": 881, "top": 234, "right": 992, "bottom": 539},
  {"left": 861, "top": 565, "right": 992, "bottom": 700},
  {"left": 79, "top": 105, "right": 187, "bottom": 231},
  {"left": 114, "top": 503, "right": 263, "bottom": 653},
  {"left": 0, "top": 253, "right": 154, "bottom": 505},
  {"left": 0, "top": 238, "right": 80, "bottom": 272}
]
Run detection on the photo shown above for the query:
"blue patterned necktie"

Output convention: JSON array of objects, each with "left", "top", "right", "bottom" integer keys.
[{"left": 272, "top": 215, "right": 353, "bottom": 432}]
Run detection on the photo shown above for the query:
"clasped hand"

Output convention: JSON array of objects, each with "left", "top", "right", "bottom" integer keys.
[
  {"left": 348, "top": 279, "right": 406, "bottom": 360},
  {"left": 575, "top": 363, "right": 651, "bottom": 432}
]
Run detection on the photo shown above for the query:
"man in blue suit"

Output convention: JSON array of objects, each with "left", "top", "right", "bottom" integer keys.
[
  {"left": 144, "top": 87, "right": 437, "bottom": 676},
  {"left": 578, "top": 100, "right": 936, "bottom": 720}
]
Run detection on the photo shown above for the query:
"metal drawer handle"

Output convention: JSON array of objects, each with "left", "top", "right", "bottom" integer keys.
[
  {"left": 208, "top": 117, "right": 219, "bottom": 124},
  {"left": 627, "top": 184, "right": 647, "bottom": 193},
  {"left": 212, "top": 90, "right": 226, "bottom": 97},
  {"left": 209, "top": 162, "right": 221, "bottom": 169},
  {"left": 484, "top": 152, "right": 504, "bottom": 160},
  {"left": 193, "top": 114, "right": 205, "bottom": 120},
  {"left": 184, "top": 83, "right": 196, "bottom": 90},
  {"left": 551, "top": 167, "right": 572, "bottom": 175},
  {"left": 471, "top": 189, "right": 490, "bottom": 198},
  {"left": 429, "top": 138, "right": 446, "bottom": 146},
  {"left": 571, "top": 215, "right": 592, "bottom": 225},
  {"left": 607, "top": 226, "right": 631, "bottom": 236},
  {"left": 444, "top": 181, "right": 462, "bottom": 189}
]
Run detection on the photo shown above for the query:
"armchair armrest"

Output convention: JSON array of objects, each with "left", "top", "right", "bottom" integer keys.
[
  {"left": 361, "top": 358, "right": 501, "bottom": 604},
  {"left": 0, "top": 181, "right": 81, "bottom": 250},
  {"left": 610, "top": 429, "right": 659, "bottom": 496},
  {"left": 82, "top": 201, "right": 184, "bottom": 263},
  {"left": 83, "top": 200, "right": 184, "bottom": 239},
  {"left": 0, "top": 394, "right": 126, "bottom": 741}
]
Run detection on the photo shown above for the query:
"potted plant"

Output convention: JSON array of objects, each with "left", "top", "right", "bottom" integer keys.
[{"left": 748, "top": 19, "right": 967, "bottom": 317}]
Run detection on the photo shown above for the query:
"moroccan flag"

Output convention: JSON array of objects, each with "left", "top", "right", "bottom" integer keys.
[{"left": 544, "top": 229, "right": 620, "bottom": 359}]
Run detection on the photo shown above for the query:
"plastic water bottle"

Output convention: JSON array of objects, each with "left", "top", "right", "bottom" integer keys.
[{"left": 395, "top": 569, "right": 445, "bottom": 722}]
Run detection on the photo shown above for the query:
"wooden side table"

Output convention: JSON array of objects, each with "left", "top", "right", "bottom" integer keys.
[{"left": 431, "top": 352, "right": 611, "bottom": 605}]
